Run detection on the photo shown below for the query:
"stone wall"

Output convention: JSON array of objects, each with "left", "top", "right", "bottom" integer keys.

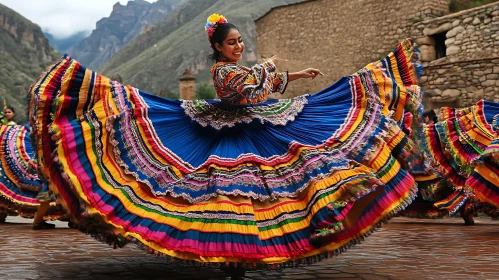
[
  {"left": 256, "top": 0, "right": 499, "bottom": 108},
  {"left": 421, "top": 0, "right": 453, "bottom": 18},
  {"left": 256, "top": 0, "right": 451, "bottom": 98},
  {"left": 421, "top": 58, "right": 499, "bottom": 107},
  {"left": 414, "top": 2, "right": 499, "bottom": 63},
  {"left": 414, "top": 2, "right": 499, "bottom": 107}
]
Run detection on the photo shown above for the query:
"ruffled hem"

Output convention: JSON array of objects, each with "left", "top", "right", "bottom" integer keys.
[
  {"left": 420, "top": 100, "right": 499, "bottom": 209},
  {"left": 0, "top": 125, "right": 64, "bottom": 220},
  {"left": 0, "top": 195, "right": 64, "bottom": 220},
  {"left": 82, "top": 187, "right": 415, "bottom": 269},
  {"left": 28, "top": 39, "right": 425, "bottom": 265}
]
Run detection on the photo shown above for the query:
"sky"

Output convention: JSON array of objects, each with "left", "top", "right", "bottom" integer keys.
[{"left": 0, "top": 0, "right": 156, "bottom": 38}]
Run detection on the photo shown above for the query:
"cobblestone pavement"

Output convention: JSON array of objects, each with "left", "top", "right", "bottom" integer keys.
[{"left": 0, "top": 216, "right": 498, "bottom": 280}]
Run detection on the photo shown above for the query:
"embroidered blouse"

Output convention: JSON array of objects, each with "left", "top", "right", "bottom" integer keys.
[{"left": 211, "top": 59, "right": 288, "bottom": 105}]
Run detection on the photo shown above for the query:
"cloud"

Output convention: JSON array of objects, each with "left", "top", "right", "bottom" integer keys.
[{"left": 0, "top": 0, "right": 155, "bottom": 38}]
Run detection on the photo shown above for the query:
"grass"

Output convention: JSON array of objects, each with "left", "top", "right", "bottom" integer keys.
[{"left": 449, "top": 0, "right": 499, "bottom": 12}]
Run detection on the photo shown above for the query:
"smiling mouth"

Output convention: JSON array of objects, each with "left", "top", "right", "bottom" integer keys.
[{"left": 233, "top": 52, "right": 242, "bottom": 55}]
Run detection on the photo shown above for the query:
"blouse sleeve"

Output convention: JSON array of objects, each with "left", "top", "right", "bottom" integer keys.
[{"left": 214, "top": 59, "right": 288, "bottom": 104}]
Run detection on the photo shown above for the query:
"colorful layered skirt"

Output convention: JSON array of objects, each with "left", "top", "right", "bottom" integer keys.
[
  {"left": 27, "top": 38, "right": 470, "bottom": 267},
  {"left": 412, "top": 101, "right": 499, "bottom": 217},
  {"left": 0, "top": 125, "right": 62, "bottom": 219}
]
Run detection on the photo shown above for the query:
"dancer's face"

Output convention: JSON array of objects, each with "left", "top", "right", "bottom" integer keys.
[
  {"left": 216, "top": 29, "right": 244, "bottom": 62},
  {"left": 4, "top": 109, "right": 14, "bottom": 121}
]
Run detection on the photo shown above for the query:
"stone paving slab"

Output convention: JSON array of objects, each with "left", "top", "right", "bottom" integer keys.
[{"left": 0, "top": 216, "right": 498, "bottom": 279}]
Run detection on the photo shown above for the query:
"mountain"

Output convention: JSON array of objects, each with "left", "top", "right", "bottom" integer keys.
[
  {"left": 44, "top": 31, "right": 90, "bottom": 54},
  {"left": 0, "top": 3, "right": 59, "bottom": 123},
  {"left": 68, "top": 0, "right": 185, "bottom": 70},
  {"left": 99, "top": 0, "right": 306, "bottom": 97}
]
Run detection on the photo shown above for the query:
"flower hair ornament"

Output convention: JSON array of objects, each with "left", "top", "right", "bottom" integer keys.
[{"left": 205, "top": 13, "right": 228, "bottom": 40}]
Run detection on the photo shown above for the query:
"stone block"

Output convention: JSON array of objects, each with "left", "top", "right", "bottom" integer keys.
[
  {"left": 494, "top": 66, "right": 499, "bottom": 74},
  {"left": 466, "top": 86, "right": 478, "bottom": 92},
  {"left": 442, "top": 89, "right": 461, "bottom": 98},
  {"left": 482, "top": 80, "right": 497, "bottom": 87},
  {"left": 471, "top": 89, "right": 485, "bottom": 100},
  {"left": 432, "top": 88, "right": 443, "bottom": 96},
  {"left": 416, "top": 37, "right": 435, "bottom": 46},
  {"left": 434, "top": 77, "right": 446, "bottom": 85},
  {"left": 473, "top": 17, "right": 481, "bottom": 25},
  {"left": 473, "top": 70, "right": 484, "bottom": 76},
  {"left": 445, "top": 38, "right": 455, "bottom": 45},
  {"left": 419, "top": 45, "right": 436, "bottom": 61},
  {"left": 423, "top": 22, "right": 452, "bottom": 36},
  {"left": 452, "top": 19, "right": 461, "bottom": 27},
  {"left": 447, "top": 26, "right": 465, "bottom": 38},
  {"left": 463, "top": 17, "right": 473, "bottom": 24},
  {"left": 446, "top": 45, "right": 460, "bottom": 56}
]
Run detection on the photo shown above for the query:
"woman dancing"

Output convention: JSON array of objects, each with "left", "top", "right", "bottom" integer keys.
[
  {"left": 26, "top": 13, "right": 498, "bottom": 278},
  {"left": 0, "top": 105, "right": 61, "bottom": 228}
]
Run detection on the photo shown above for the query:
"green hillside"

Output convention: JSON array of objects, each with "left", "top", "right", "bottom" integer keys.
[
  {"left": 100, "top": 0, "right": 306, "bottom": 97},
  {"left": 0, "top": 3, "right": 59, "bottom": 123}
]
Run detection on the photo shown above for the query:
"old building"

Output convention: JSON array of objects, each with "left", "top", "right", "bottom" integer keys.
[
  {"left": 179, "top": 68, "right": 196, "bottom": 100},
  {"left": 256, "top": 0, "right": 499, "bottom": 108},
  {"left": 414, "top": 3, "right": 499, "bottom": 107}
]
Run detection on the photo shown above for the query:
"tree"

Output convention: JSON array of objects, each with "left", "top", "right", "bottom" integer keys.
[{"left": 195, "top": 84, "right": 216, "bottom": 100}]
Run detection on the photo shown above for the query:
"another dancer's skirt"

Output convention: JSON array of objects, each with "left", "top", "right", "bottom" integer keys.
[{"left": 0, "top": 125, "right": 62, "bottom": 219}]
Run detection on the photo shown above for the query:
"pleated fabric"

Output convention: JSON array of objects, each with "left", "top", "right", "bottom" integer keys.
[
  {"left": 28, "top": 39, "right": 429, "bottom": 267},
  {"left": 421, "top": 101, "right": 499, "bottom": 213},
  {"left": 0, "top": 125, "right": 62, "bottom": 219}
]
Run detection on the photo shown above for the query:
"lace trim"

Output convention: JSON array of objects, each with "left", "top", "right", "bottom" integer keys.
[{"left": 180, "top": 96, "right": 308, "bottom": 130}]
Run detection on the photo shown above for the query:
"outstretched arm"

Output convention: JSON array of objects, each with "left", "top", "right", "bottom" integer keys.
[
  {"left": 288, "top": 68, "right": 323, "bottom": 82},
  {"left": 268, "top": 55, "right": 323, "bottom": 82}
]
